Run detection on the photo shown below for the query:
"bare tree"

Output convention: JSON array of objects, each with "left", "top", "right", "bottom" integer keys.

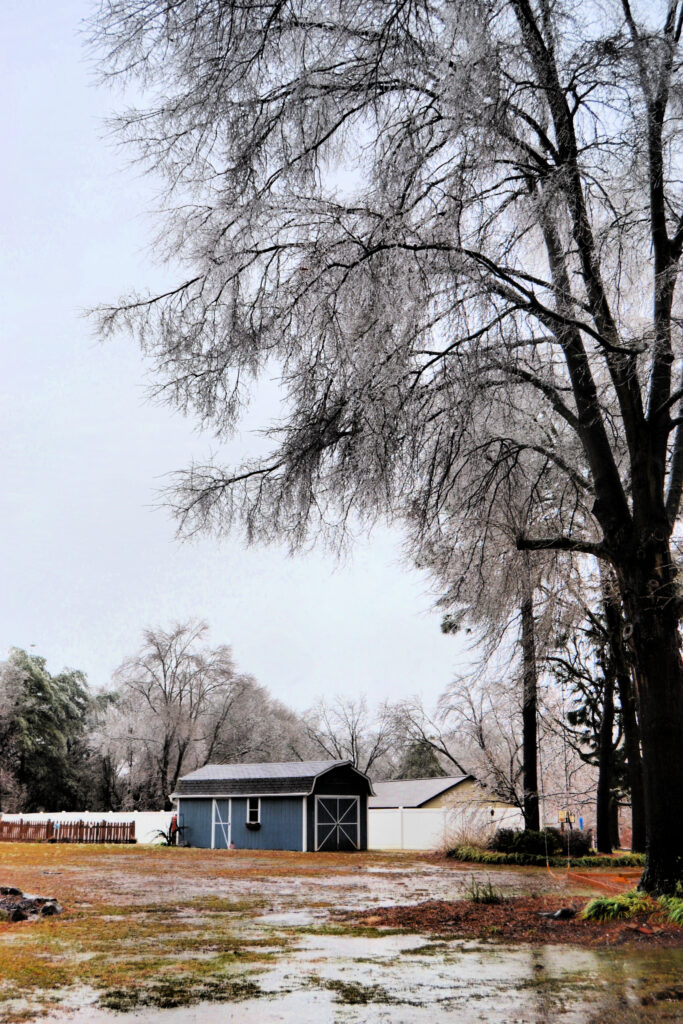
[
  {"left": 394, "top": 679, "right": 527, "bottom": 810},
  {"left": 92, "top": 0, "right": 683, "bottom": 892},
  {"left": 304, "top": 696, "right": 395, "bottom": 776},
  {"left": 112, "top": 621, "right": 252, "bottom": 807},
  {"left": 392, "top": 697, "right": 471, "bottom": 777},
  {"left": 396, "top": 674, "right": 597, "bottom": 827},
  {"left": 203, "top": 683, "right": 315, "bottom": 765}
]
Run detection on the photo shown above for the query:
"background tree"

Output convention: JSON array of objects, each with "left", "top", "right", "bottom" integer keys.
[
  {"left": 549, "top": 589, "right": 645, "bottom": 853},
  {"left": 103, "top": 621, "right": 320, "bottom": 808},
  {"left": 0, "top": 649, "right": 94, "bottom": 812},
  {"left": 303, "top": 696, "right": 396, "bottom": 776},
  {"left": 393, "top": 679, "right": 526, "bottom": 810},
  {"left": 417, "top": 505, "right": 565, "bottom": 830},
  {"left": 395, "top": 739, "right": 447, "bottom": 780},
  {"left": 111, "top": 621, "right": 254, "bottom": 808}
]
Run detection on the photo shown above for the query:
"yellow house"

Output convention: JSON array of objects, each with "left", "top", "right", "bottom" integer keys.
[
  {"left": 370, "top": 775, "right": 517, "bottom": 813},
  {"left": 367, "top": 776, "right": 524, "bottom": 849}
]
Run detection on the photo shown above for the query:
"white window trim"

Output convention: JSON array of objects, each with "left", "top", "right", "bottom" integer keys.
[{"left": 246, "top": 797, "right": 261, "bottom": 824}]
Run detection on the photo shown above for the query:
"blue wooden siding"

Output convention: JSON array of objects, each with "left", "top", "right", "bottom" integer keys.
[
  {"left": 177, "top": 798, "right": 213, "bottom": 848},
  {"left": 231, "top": 797, "right": 303, "bottom": 851},
  {"left": 177, "top": 796, "right": 304, "bottom": 850}
]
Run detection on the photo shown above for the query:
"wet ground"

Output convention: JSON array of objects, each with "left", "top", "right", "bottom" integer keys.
[
  {"left": 38, "top": 932, "right": 683, "bottom": 1024},
  {"left": 0, "top": 845, "right": 680, "bottom": 1023}
]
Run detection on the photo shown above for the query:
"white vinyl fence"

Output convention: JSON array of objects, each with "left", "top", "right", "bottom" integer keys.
[
  {"left": 0, "top": 811, "right": 175, "bottom": 845},
  {"left": 368, "top": 804, "right": 525, "bottom": 851},
  {"left": 1, "top": 806, "right": 525, "bottom": 851}
]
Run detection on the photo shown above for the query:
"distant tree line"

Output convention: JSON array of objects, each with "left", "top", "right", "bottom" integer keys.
[{"left": 0, "top": 615, "right": 635, "bottom": 851}]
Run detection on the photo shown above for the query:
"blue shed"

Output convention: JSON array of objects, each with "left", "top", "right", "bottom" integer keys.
[{"left": 172, "top": 760, "right": 373, "bottom": 852}]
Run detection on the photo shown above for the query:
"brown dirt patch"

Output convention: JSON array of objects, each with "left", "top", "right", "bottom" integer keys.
[{"left": 340, "top": 897, "right": 683, "bottom": 948}]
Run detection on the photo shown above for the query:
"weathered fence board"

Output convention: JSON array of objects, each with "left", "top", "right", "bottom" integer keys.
[{"left": 0, "top": 819, "right": 135, "bottom": 844}]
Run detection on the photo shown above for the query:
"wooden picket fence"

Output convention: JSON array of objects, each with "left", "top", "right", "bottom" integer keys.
[{"left": 0, "top": 819, "right": 136, "bottom": 844}]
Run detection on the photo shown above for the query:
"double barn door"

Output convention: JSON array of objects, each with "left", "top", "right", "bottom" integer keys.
[{"left": 314, "top": 795, "right": 359, "bottom": 851}]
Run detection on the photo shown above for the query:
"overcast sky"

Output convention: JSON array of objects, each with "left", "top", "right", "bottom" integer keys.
[{"left": 1, "top": 0, "right": 469, "bottom": 711}]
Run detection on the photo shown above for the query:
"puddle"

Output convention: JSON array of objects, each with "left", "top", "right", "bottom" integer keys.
[
  {"left": 253, "top": 911, "right": 321, "bottom": 926},
  {"left": 365, "top": 867, "right": 411, "bottom": 875},
  {"left": 38, "top": 931, "right": 683, "bottom": 1024}
]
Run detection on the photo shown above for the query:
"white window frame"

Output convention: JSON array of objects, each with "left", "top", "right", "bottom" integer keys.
[
  {"left": 314, "top": 795, "right": 360, "bottom": 851},
  {"left": 246, "top": 797, "right": 261, "bottom": 824}
]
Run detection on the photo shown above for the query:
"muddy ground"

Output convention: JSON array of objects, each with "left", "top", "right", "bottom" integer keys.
[{"left": 0, "top": 843, "right": 680, "bottom": 1023}]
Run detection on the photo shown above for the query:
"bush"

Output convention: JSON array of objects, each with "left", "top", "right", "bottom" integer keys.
[
  {"left": 489, "top": 828, "right": 561, "bottom": 857},
  {"left": 553, "top": 828, "right": 593, "bottom": 858},
  {"left": 581, "top": 889, "right": 653, "bottom": 921},
  {"left": 567, "top": 854, "right": 643, "bottom": 868},
  {"left": 442, "top": 814, "right": 495, "bottom": 852},
  {"left": 488, "top": 827, "right": 594, "bottom": 859},
  {"left": 447, "top": 844, "right": 644, "bottom": 869}
]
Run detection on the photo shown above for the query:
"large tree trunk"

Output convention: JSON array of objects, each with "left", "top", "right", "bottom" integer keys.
[
  {"left": 596, "top": 669, "right": 615, "bottom": 854},
  {"left": 604, "top": 592, "right": 646, "bottom": 853},
  {"left": 618, "top": 535, "right": 683, "bottom": 894},
  {"left": 615, "top": 669, "right": 646, "bottom": 853},
  {"left": 609, "top": 795, "right": 621, "bottom": 851},
  {"left": 520, "top": 591, "right": 540, "bottom": 832}
]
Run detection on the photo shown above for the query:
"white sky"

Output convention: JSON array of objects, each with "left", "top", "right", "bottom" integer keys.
[{"left": 0, "top": 0, "right": 469, "bottom": 711}]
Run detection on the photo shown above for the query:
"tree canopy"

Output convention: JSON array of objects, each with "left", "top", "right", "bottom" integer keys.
[{"left": 92, "top": 0, "right": 683, "bottom": 892}]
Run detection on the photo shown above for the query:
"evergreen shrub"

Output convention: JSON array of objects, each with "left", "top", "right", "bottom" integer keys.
[
  {"left": 488, "top": 827, "right": 593, "bottom": 858},
  {"left": 446, "top": 844, "right": 644, "bottom": 868}
]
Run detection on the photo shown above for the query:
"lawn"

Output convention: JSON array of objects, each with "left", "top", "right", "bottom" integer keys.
[{"left": 0, "top": 844, "right": 680, "bottom": 1023}]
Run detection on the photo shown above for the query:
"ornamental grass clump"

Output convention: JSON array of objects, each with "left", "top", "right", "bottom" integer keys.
[
  {"left": 465, "top": 876, "right": 503, "bottom": 905},
  {"left": 581, "top": 890, "right": 653, "bottom": 922},
  {"left": 658, "top": 896, "right": 683, "bottom": 925}
]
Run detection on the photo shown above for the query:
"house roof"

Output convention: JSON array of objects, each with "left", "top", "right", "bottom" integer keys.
[
  {"left": 173, "top": 760, "right": 372, "bottom": 799},
  {"left": 368, "top": 775, "right": 473, "bottom": 808}
]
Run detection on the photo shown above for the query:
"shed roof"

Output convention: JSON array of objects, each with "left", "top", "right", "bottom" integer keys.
[
  {"left": 368, "top": 775, "right": 473, "bottom": 808},
  {"left": 173, "top": 759, "right": 372, "bottom": 798}
]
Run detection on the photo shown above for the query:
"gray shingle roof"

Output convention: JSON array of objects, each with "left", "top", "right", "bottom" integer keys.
[
  {"left": 368, "top": 776, "right": 472, "bottom": 808},
  {"left": 173, "top": 760, "right": 365, "bottom": 798}
]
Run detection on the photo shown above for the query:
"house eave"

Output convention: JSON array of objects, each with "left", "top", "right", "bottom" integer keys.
[{"left": 171, "top": 790, "right": 309, "bottom": 801}]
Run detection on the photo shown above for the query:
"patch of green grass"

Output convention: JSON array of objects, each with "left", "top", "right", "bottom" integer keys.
[
  {"left": 0, "top": 898, "right": 281, "bottom": 1019},
  {"left": 581, "top": 889, "right": 653, "bottom": 922},
  {"left": 465, "top": 875, "right": 503, "bottom": 904},
  {"left": 320, "top": 979, "right": 396, "bottom": 1005},
  {"left": 294, "top": 922, "right": 406, "bottom": 938},
  {"left": 100, "top": 975, "right": 261, "bottom": 1011},
  {"left": 400, "top": 941, "right": 451, "bottom": 956}
]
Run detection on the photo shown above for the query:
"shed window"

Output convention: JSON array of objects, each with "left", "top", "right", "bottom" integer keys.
[{"left": 247, "top": 798, "right": 261, "bottom": 824}]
